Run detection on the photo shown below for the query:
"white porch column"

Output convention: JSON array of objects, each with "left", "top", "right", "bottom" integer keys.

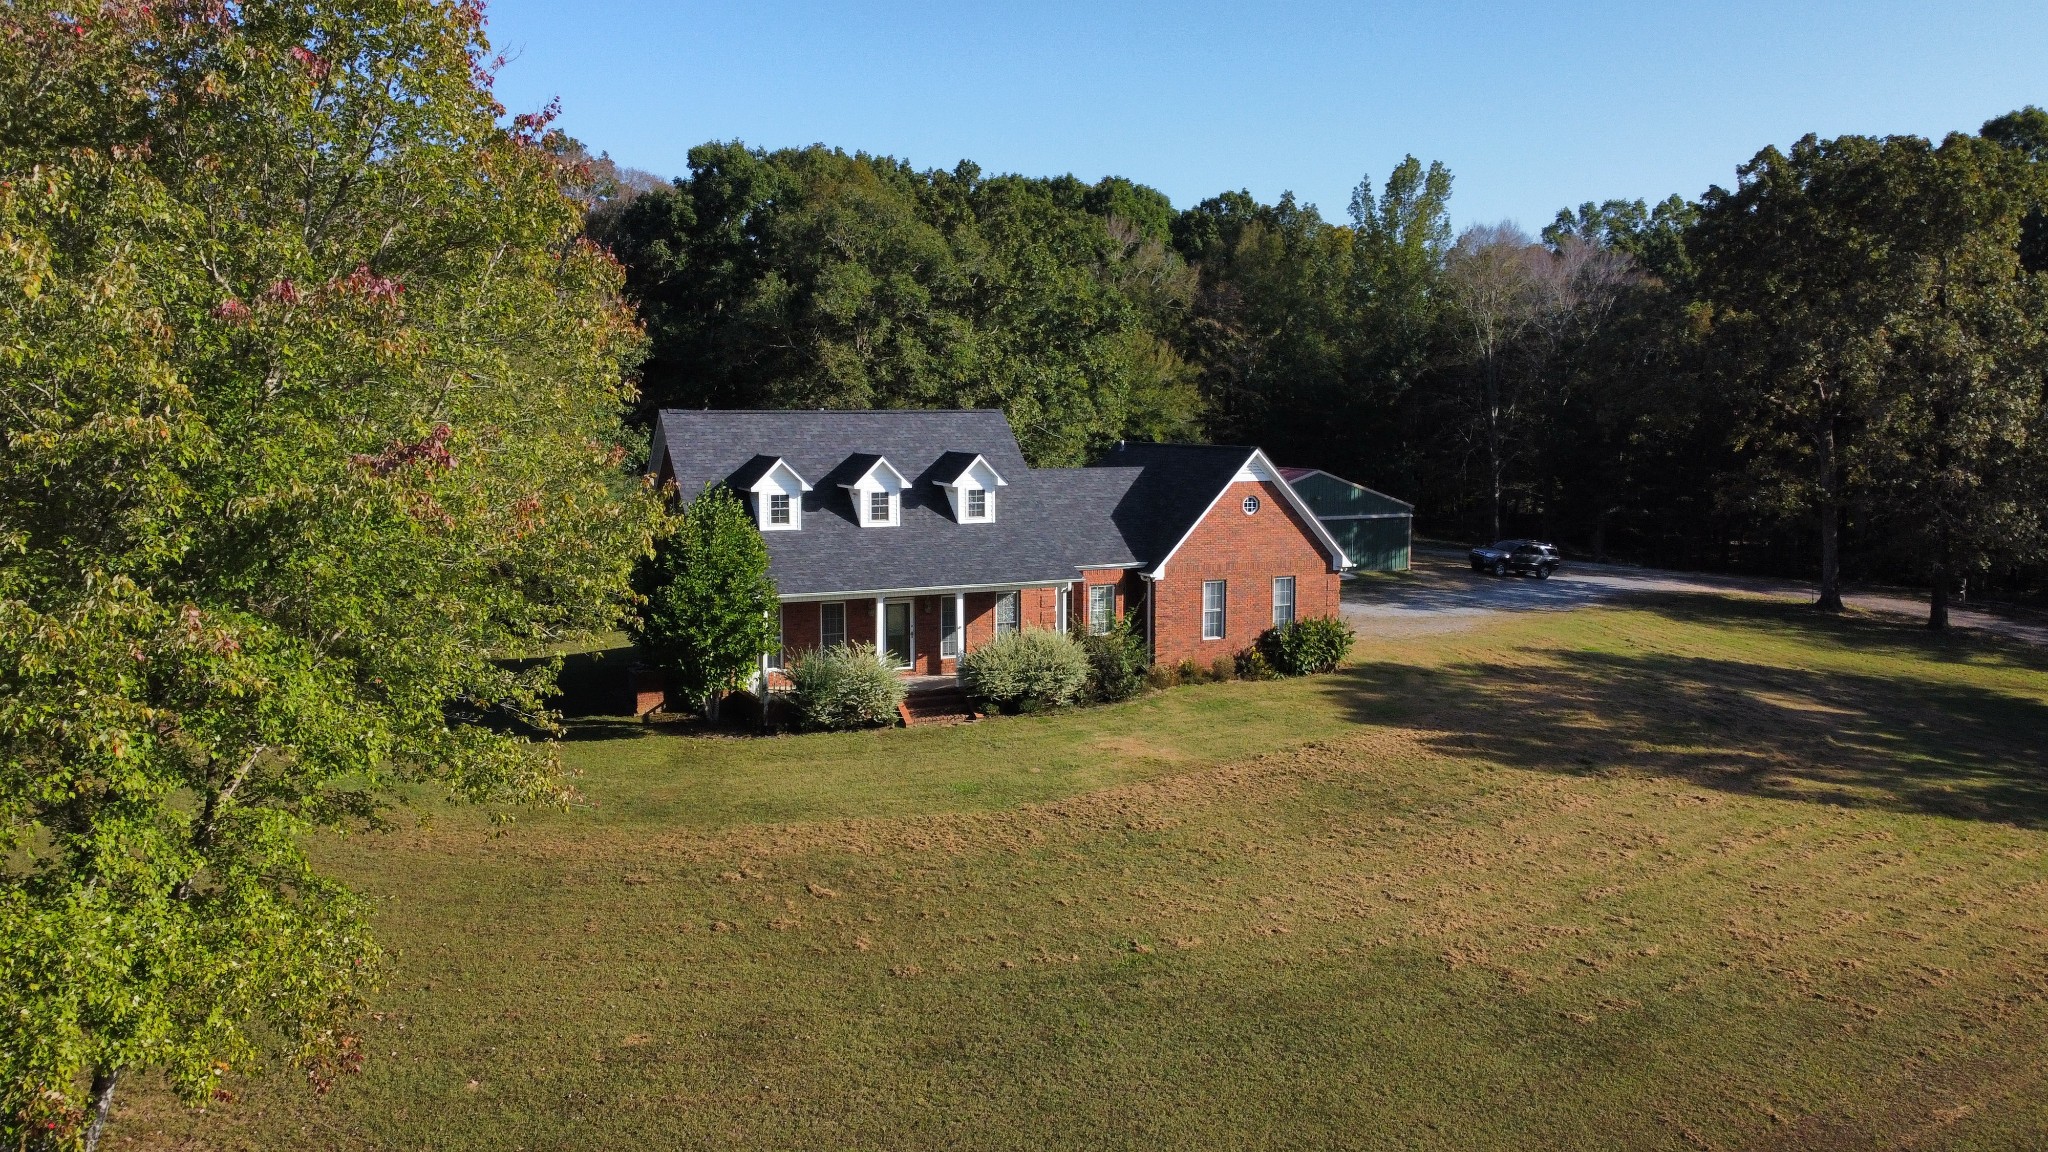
[
  {"left": 874, "top": 594, "right": 887, "bottom": 664},
  {"left": 954, "top": 592, "right": 967, "bottom": 660}
]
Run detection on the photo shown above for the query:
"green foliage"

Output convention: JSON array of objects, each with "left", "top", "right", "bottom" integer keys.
[
  {"left": 634, "top": 486, "right": 778, "bottom": 709},
  {"left": 1258, "top": 616, "right": 1357, "bottom": 675},
  {"left": 1080, "top": 618, "right": 1148, "bottom": 703},
  {"left": 1692, "top": 129, "right": 2048, "bottom": 617},
  {"left": 959, "top": 629, "right": 1091, "bottom": 713},
  {"left": 595, "top": 147, "right": 1202, "bottom": 464},
  {"left": 0, "top": 1, "right": 660, "bottom": 1144},
  {"left": 785, "top": 644, "right": 905, "bottom": 731},
  {"left": 1234, "top": 647, "right": 1278, "bottom": 680}
]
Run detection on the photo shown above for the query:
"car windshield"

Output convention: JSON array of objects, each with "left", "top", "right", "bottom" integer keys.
[{"left": 1489, "top": 540, "right": 1519, "bottom": 551}]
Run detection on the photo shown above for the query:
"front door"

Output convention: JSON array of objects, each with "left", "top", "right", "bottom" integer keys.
[{"left": 884, "top": 600, "right": 913, "bottom": 669}]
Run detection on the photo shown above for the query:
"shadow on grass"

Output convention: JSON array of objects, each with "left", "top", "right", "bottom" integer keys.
[
  {"left": 1325, "top": 595, "right": 2048, "bottom": 828},
  {"left": 560, "top": 719, "right": 654, "bottom": 742}
]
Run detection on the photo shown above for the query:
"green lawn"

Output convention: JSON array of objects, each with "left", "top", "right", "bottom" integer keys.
[{"left": 122, "top": 594, "right": 2048, "bottom": 1150}]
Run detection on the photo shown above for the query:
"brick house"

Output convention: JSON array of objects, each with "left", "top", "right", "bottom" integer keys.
[{"left": 649, "top": 410, "right": 1349, "bottom": 697}]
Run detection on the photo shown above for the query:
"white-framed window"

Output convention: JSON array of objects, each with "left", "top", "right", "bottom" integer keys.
[
  {"left": 749, "top": 458, "right": 809, "bottom": 531},
  {"left": 820, "top": 601, "right": 846, "bottom": 649},
  {"left": 1242, "top": 494, "right": 1260, "bottom": 515},
  {"left": 994, "top": 591, "right": 1020, "bottom": 639},
  {"left": 966, "top": 488, "right": 987, "bottom": 519},
  {"left": 1088, "top": 585, "right": 1115, "bottom": 635},
  {"left": 868, "top": 490, "right": 892, "bottom": 523},
  {"left": 1272, "top": 576, "right": 1296, "bottom": 626},
  {"left": 1201, "top": 580, "right": 1227, "bottom": 640},
  {"left": 941, "top": 597, "right": 960, "bottom": 657}
]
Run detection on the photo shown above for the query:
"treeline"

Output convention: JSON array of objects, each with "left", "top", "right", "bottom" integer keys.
[{"left": 590, "top": 112, "right": 2048, "bottom": 615}]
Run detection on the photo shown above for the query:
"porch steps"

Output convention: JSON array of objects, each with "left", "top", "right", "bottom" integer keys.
[{"left": 899, "top": 686, "right": 977, "bottom": 727}]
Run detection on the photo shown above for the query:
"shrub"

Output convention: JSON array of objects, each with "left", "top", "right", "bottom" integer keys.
[
  {"left": 1234, "top": 647, "right": 1278, "bottom": 680},
  {"left": 1211, "top": 654, "right": 1237, "bottom": 682},
  {"left": 959, "top": 628, "right": 1091, "bottom": 713},
  {"left": 1257, "top": 615, "right": 1356, "bottom": 675},
  {"left": 786, "top": 643, "right": 906, "bottom": 730},
  {"left": 1175, "top": 658, "right": 1204, "bottom": 684},
  {"left": 1145, "top": 663, "right": 1180, "bottom": 690},
  {"left": 1081, "top": 618, "right": 1148, "bottom": 702}
]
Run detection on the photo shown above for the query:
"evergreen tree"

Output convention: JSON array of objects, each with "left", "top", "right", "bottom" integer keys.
[{"left": 635, "top": 487, "right": 779, "bottom": 714}]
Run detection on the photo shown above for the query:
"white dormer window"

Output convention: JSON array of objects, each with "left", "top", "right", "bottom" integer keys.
[
  {"left": 935, "top": 452, "right": 1007, "bottom": 524},
  {"left": 742, "top": 457, "right": 811, "bottom": 532},
  {"left": 840, "top": 455, "right": 908, "bottom": 528}
]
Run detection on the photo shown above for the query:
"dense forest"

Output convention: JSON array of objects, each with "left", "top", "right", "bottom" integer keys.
[{"left": 580, "top": 110, "right": 2048, "bottom": 618}]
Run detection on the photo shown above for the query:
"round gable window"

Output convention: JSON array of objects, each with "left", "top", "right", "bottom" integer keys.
[{"left": 1241, "top": 495, "right": 1261, "bottom": 515}]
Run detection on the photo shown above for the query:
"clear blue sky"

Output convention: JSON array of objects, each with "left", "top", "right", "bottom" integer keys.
[{"left": 481, "top": 0, "right": 2048, "bottom": 232}]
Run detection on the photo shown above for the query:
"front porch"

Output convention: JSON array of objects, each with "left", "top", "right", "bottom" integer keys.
[{"left": 776, "top": 584, "right": 1072, "bottom": 679}]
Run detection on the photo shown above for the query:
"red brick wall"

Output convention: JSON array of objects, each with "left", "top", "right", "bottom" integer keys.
[{"left": 1150, "top": 479, "right": 1340, "bottom": 668}]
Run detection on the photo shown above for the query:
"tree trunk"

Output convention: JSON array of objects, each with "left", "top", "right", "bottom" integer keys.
[
  {"left": 1482, "top": 357, "right": 1504, "bottom": 543},
  {"left": 1815, "top": 422, "right": 1845, "bottom": 613},
  {"left": 1591, "top": 508, "right": 1608, "bottom": 563},
  {"left": 82, "top": 1067, "right": 120, "bottom": 1152},
  {"left": 1928, "top": 526, "right": 1951, "bottom": 630}
]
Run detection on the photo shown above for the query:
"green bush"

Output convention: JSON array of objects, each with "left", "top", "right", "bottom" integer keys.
[
  {"left": 1081, "top": 619, "right": 1148, "bottom": 703},
  {"left": 785, "top": 643, "right": 906, "bottom": 730},
  {"left": 1175, "top": 658, "right": 1205, "bottom": 684},
  {"left": 1257, "top": 615, "right": 1356, "bottom": 675},
  {"left": 960, "top": 628, "right": 1091, "bottom": 713},
  {"left": 1234, "top": 647, "right": 1278, "bottom": 680}
]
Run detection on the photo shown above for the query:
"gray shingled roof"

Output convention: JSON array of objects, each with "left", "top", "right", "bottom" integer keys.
[
  {"left": 1094, "top": 442, "right": 1258, "bottom": 564},
  {"left": 651, "top": 412, "right": 1325, "bottom": 596},
  {"left": 654, "top": 410, "right": 1112, "bottom": 596}
]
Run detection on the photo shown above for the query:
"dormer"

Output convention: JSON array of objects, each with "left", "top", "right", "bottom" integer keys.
[
  {"left": 730, "top": 455, "right": 811, "bottom": 532},
  {"left": 932, "top": 451, "right": 1007, "bottom": 524},
  {"left": 838, "top": 454, "right": 908, "bottom": 527}
]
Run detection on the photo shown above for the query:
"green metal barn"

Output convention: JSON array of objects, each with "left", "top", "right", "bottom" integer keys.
[{"left": 1279, "top": 467, "right": 1413, "bottom": 572}]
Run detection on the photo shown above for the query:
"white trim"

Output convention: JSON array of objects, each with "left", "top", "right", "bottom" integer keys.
[
  {"left": 1073, "top": 562, "right": 1145, "bottom": 570},
  {"left": 1315, "top": 512, "right": 1411, "bottom": 521},
  {"left": 819, "top": 600, "right": 847, "bottom": 649},
  {"left": 883, "top": 598, "right": 915, "bottom": 670},
  {"left": 1201, "top": 578, "right": 1227, "bottom": 640},
  {"left": 942, "top": 594, "right": 963, "bottom": 658},
  {"left": 1144, "top": 448, "right": 1352, "bottom": 577},
  {"left": 840, "top": 457, "right": 909, "bottom": 527},
  {"left": 777, "top": 579, "right": 1068, "bottom": 602},
  {"left": 745, "top": 457, "right": 812, "bottom": 532},
  {"left": 935, "top": 453, "right": 1009, "bottom": 524},
  {"left": 1086, "top": 583, "right": 1116, "bottom": 635}
]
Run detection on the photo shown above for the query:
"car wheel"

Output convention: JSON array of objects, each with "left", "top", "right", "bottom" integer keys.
[
  {"left": 1535, "top": 564, "right": 1553, "bottom": 580},
  {"left": 1491, "top": 560, "right": 1507, "bottom": 577}
]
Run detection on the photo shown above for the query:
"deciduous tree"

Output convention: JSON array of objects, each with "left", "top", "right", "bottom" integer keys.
[{"left": 0, "top": 2, "right": 659, "bottom": 1146}]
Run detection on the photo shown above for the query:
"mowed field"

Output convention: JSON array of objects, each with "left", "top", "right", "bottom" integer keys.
[{"left": 121, "top": 592, "right": 2048, "bottom": 1151}]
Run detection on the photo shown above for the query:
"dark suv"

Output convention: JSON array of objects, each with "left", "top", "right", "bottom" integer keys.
[{"left": 1468, "top": 539, "right": 1560, "bottom": 579}]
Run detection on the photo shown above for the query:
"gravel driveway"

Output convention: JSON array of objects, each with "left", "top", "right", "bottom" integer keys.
[{"left": 1342, "top": 548, "right": 2048, "bottom": 647}]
